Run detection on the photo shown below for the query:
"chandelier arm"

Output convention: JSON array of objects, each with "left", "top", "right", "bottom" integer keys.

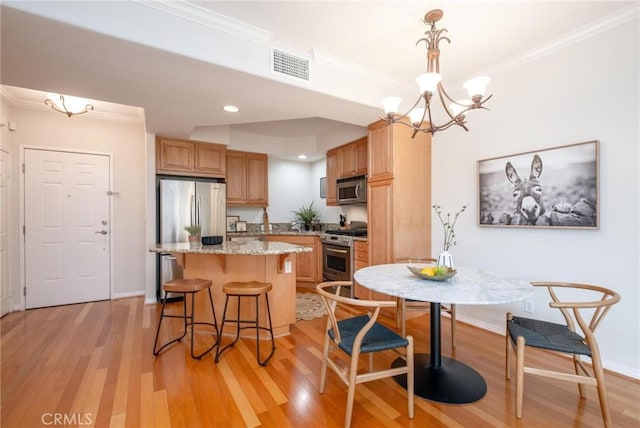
[
  {"left": 391, "top": 119, "right": 433, "bottom": 135},
  {"left": 436, "top": 84, "right": 458, "bottom": 121},
  {"left": 402, "top": 94, "right": 427, "bottom": 121}
]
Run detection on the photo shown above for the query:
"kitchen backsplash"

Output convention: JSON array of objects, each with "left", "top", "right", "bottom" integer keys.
[{"left": 244, "top": 222, "right": 341, "bottom": 233}]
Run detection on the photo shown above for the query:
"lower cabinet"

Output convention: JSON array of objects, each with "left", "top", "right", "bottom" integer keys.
[
  {"left": 267, "top": 235, "right": 321, "bottom": 283},
  {"left": 353, "top": 240, "right": 369, "bottom": 299},
  {"left": 354, "top": 239, "right": 396, "bottom": 319}
]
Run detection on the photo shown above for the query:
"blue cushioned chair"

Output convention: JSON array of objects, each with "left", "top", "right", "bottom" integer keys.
[
  {"left": 505, "top": 281, "right": 620, "bottom": 427},
  {"left": 316, "top": 281, "right": 414, "bottom": 428}
]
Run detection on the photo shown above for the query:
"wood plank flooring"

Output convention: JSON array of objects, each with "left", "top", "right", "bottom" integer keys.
[{"left": 1, "top": 293, "right": 638, "bottom": 427}]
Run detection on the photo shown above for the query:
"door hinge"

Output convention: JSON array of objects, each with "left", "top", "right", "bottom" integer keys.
[
  {"left": 23, "top": 287, "right": 26, "bottom": 297},
  {"left": 23, "top": 225, "right": 25, "bottom": 235},
  {"left": 22, "top": 163, "right": 25, "bottom": 173}
]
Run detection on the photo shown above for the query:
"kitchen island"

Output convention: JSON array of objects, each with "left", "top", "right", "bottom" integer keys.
[{"left": 150, "top": 241, "right": 312, "bottom": 337}]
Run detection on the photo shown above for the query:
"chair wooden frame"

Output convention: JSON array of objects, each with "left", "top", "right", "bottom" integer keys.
[
  {"left": 395, "top": 258, "right": 457, "bottom": 346},
  {"left": 316, "top": 281, "right": 414, "bottom": 428},
  {"left": 505, "top": 281, "right": 620, "bottom": 427}
]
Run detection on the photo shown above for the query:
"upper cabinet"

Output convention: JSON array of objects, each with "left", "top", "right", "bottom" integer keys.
[
  {"left": 156, "top": 137, "right": 226, "bottom": 178},
  {"left": 339, "top": 136, "right": 368, "bottom": 177},
  {"left": 326, "top": 148, "right": 339, "bottom": 206},
  {"left": 226, "top": 150, "right": 268, "bottom": 207},
  {"left": 325, "top": 136, "right": 368, "bottom": 206}
]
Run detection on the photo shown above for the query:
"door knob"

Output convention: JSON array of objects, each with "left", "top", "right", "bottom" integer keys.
[{"left": 95, "top": 230, "right": 108, "bottom": 235}]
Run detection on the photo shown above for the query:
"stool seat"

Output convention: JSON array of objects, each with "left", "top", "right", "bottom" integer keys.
[
  {"left": 153, "top": 278, "right": 219, "bottom": 359},
  {"left": 223, "top": 281, "right": 272, "bottom": 295},
  {"left": 164, "top": 278, "right": 212, "bottom": 293},
  {"left": 215, "top": 281, "right": 275, "bottom": 366}
]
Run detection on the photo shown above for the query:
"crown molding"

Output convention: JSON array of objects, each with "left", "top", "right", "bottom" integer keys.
[
  {"left": 472, "top": 3, "right": 639, "bottom": 83},
  {"left": 134, "top": 0, "right": 273, "bottom": 44}
]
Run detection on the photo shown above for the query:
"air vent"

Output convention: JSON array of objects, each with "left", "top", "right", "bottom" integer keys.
[{"left": 272, "top": 49, "right": 310, "bottom": 81}]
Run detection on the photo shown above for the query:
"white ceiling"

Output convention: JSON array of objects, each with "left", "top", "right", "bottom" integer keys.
[{"left": 1, "top": 1, "right": 636, "bottom": 158}]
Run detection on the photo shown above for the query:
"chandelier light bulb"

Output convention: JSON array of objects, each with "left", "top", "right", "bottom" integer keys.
[
  {"left": 381, "top": 97, "right": 402, "bottom": 116},
  {"left": 449, "top": 100, "right": 472, "bottom": 117},
  {"left": 463, "top": 76, "right": 491, "bottom": 99},
  {"left": 409, "top": 108, "right": 426, "bottom": 125},
  {"left": 416, "top": 73, "right": 442, "bottom": 95}
]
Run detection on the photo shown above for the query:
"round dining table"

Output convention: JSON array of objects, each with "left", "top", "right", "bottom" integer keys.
[{"left": 353, "top": 263, "right": 534, "bottom": 404}]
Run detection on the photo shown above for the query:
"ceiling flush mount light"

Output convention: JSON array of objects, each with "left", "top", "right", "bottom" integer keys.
[
  {"left": 382, "top": 9, "right": 492, "bottom": 137},
  {"left": 222, "top": 105, "right": 239, "bottom": 113},
  {"left": 44, "top": 93, "right": 94, "bottom": 117},
  {"left": 297, "top": 154, "right": 307, "bottom": 160}
]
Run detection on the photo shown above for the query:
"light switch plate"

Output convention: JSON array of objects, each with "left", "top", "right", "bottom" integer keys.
[{"left": 284, "top": 261, "right": 292, "bottom": 273}]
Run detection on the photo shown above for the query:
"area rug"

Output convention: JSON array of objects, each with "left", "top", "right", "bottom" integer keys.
[{"left": 296, "top": 292, "right": 327, "bottom": 321}]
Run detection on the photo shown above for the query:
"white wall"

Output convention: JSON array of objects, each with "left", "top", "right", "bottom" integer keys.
[
  {"left": 431, "top": 19, "right": 639, "bottom": 377},
  {"left": 6, "top": 106, "right": 147, "bottom": 303}
]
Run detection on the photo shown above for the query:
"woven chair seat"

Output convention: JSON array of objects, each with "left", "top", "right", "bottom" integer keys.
[
  {"left": 329, "top": 314, "right": 409, "bottom": 355},
  {"left": 508, "top": 315, "right": 590, "bottom": 356}
]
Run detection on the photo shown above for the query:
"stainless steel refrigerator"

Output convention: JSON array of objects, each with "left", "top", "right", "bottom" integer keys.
[{"left": 157, "top": 177, "right": 226, "bottom": 300}]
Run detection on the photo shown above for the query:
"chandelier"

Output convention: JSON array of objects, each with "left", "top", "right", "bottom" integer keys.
[
  {"left": 381, "top": 9, "right": 492, "bottom": 137},
  {"left": 44, "top": 93, "right": 94, "bottom": 117}
]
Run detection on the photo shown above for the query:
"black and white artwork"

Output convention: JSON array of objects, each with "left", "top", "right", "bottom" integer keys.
[{"left": 478, "top": 141, "right": 599, "bottom": 228}]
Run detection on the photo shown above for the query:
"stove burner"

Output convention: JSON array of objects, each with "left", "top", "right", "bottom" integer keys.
[{"left": 324, "top": 229, "right": 368, "bottom": 237}]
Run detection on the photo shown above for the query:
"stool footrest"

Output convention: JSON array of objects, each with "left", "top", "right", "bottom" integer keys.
[
  {"left": 215, "top": 284, "right": 276, "bottom": 366},
  {"left": 153, "top": 282, "right": 219, "bottom": 360}
]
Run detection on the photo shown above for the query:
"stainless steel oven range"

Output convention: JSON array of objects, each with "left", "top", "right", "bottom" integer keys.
[{"left": 320, "top": 225, "right": 367, "bottom": 298}]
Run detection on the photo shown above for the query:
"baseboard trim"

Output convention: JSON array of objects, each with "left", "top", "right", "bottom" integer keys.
[{"left": 112, "top": 290, "right": 145, "bottom": 300}]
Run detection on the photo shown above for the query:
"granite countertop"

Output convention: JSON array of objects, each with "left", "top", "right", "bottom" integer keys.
[
  {"left": 150, "top": 241, "right": 313, "bottom": 255},
  {"left": 227, "top": 231, "right": 324, "bottom": 237}
]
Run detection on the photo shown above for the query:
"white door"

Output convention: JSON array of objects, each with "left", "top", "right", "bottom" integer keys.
[
  {"left": 1, "top": 149, "right": 11, "bottom": 316},
  {"left": 24, "top": 149, "right": 110, "bottom": 308}
]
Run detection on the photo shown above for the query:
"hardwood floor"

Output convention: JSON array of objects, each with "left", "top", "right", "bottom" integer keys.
[{"left": 2, "top": 294, "right": 638, "bottom": 427}]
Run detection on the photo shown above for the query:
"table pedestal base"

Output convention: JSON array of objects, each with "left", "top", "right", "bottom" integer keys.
[{"left": 392, "top": 353, "right": 487, "bottom": 404}]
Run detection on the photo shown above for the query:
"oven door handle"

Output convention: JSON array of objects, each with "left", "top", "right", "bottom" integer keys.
[{"left": 325, "top": 247, "right": 349, "bottom": 254}]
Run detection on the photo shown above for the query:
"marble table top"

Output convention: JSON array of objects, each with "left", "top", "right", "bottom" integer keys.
[
  {"left": 150, "top": 241, "right": 313, "bottom": 256},
  {"left": 353, "top": 263, "right": 534, "bottom": 305}
]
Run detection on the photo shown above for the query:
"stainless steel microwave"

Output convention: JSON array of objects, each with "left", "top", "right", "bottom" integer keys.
[{"left": 337, "top": 175, "right": 367, "bottom": 205}]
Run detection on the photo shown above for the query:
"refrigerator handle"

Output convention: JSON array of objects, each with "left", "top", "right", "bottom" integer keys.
[
  {"left": 190, "top": 194, "right": 195, "bottom": 225},
  {"left": 197, "top": 196, "right": 201, "bottom": 225}
]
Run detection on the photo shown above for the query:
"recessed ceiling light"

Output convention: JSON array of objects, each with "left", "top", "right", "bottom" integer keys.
[
  {"left": 222, "top": 105, "right": 239, "bottom": 113},
  {"left": 297, "top": 154, "right": 307, "bottom": 160}
]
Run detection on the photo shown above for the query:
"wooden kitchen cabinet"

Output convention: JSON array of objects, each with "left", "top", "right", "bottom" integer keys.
[
  {"left": 266, "top": 235, "right": 321, "bottom": 283},
  {"left": 353, "top": 240, "right": 369, "bottom": 299},
  {"left": 367, "top": 119, "right": 432, "bottom": 265},
  {"left": 338, "top": 136, "right": 368, "bottom": 177},
  {"left": 354, "top": 137, "right": 368, "bottom": 175},
  {"left": 226, "top": 150, "right": 268, "bottom": 207},
  {"left": 325, "top": 136, "right": 367, "bottom": 206},
  {"left": 325, "top": 148, "right": 339, "bottom": 206},
  {"left": 156, "top": 137, "right": 226, "bottom": 178}
]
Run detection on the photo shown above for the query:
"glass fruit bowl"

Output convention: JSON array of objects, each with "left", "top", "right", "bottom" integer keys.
[{"left": 407, "top": 265, "right": 457, "bottom": 281}]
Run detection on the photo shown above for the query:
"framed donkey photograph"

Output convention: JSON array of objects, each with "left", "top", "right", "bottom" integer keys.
[{"left": 478, "top": 140, "right": 599, "bottom": 229}]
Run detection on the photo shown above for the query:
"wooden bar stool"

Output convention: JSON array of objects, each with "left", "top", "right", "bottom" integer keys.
[
  {"left": 153, "top": 278, "right": 219, "bottom": 359},
  {"left": 214, "top": 281, "right": 275, "bottom": 366}
]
